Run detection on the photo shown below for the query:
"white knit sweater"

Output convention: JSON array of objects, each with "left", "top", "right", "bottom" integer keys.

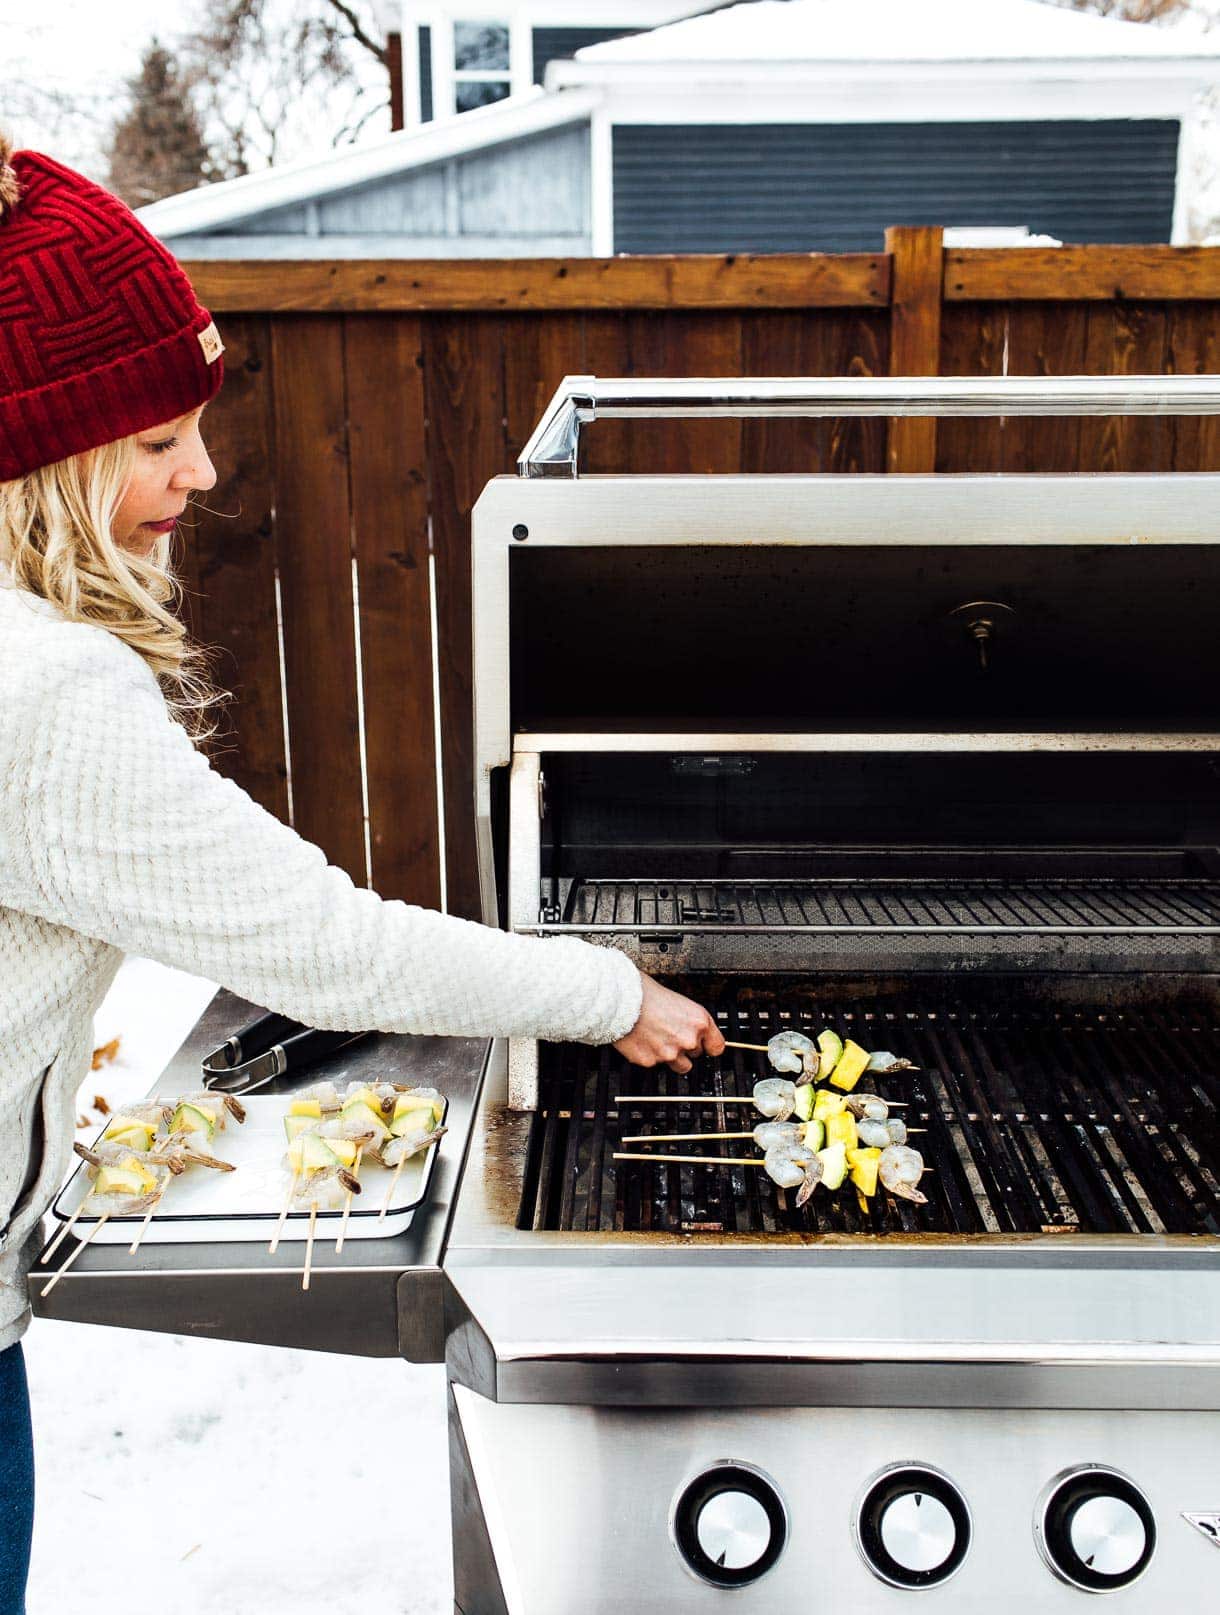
[{"left": 0, "top": 575, "right": 642, "bottom": 1348}]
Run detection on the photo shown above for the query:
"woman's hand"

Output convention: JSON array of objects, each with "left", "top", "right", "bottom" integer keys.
[{"left": 613, "top": 971, "right": 726, "bottom": 1074}]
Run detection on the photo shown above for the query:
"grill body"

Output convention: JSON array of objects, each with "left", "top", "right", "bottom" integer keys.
[{"left": 452, "top": 413, "right": 1220, "bottom": 1610}]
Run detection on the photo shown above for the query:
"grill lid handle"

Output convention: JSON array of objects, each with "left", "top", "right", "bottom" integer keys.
[{"left": 517, "top": 373, "right": 1220, "bottom": 479}]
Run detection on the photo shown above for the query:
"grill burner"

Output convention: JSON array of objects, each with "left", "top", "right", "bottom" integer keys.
[
  {"left": 520, "top": 978, "right": 1220, "bottom": 1238},
  {"left": 558, "top": 878, "right": 1220, "bottom": 933}
]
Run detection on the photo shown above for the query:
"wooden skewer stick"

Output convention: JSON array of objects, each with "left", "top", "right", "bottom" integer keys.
[
  {"left": 40, "top": 1198, "right": 88, "bottom": 1266},
  {"left": 616, "top": 1152, "right": 766, "bottom": 1167},
  {"left": 721, "top": 1040, "right": 770, "bottom": 1053},
  {"left": 128, "top": 1175, "right": 172, "bottom": 1257},
  {"left": 336, "top": 1147, "right": 363, "bottom": 1253},
  {"left": 302, "top": 1206, "right": 318, "bottom": 1292},
  {"left": 41, "top": 1213, "right": 109, "bottom": 1297},
  {"left": 615, "top": 1094, "right": 758, "bottom": 1105},
  {"left": 621, "top": 1131, "right": 756, "bottom": 1144},
  {"left": 379, "top": 1152, "right": 407, "bottom": 1221},
  {"left": 269, "top": 1171, "right": 299, "bottom": 1254}
]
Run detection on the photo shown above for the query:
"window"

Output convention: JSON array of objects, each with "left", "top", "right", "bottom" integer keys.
[{"left": 454, "top": 21, "right": 511, "bottom": 112}]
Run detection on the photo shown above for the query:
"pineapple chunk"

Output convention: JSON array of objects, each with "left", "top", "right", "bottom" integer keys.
[
  {"left": 811, "top": 1088, "right": 846, "bottom": 1123},
  {"left": 288, "top": 1098, "right": 322, "bottom": 1119},
  {"left": 847, "top": 1145, "right": 882, "bottom": 1197},
  {"left": 324, "top": 1137, "right": 359, "bottom": 1169},
  {"left": 825, "top": 1111, "right": 858, "bottom": 1152},
  {"left": 829, "top": 1040, "right": 871, "bottom": 1092}
]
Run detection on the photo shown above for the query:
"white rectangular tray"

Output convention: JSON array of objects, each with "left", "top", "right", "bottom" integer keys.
[{"left": 50, "top": 1094, "right": 446, "bottom": 1244}]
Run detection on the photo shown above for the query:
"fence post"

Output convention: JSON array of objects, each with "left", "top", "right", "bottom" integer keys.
[{"left": 885, "top": 225, "right": 945, "bottom": 472}]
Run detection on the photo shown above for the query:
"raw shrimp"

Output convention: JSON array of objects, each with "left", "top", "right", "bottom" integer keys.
[
  {"left": 885, "top": 1117, "right": 908, "bottom": 1146},
  {"left": 297, "top": 1081, "right": 342, "bottom": 1113},
  {"left": 752, "top": 1121, "right": 802, "bottom": 1151},
  {"left": 318, "top": 1116, "right": 383, "bottom": 1147},
  {"left": 763, "top": 1140, "right": 823, "bottom": 1207},
  {"left": 845, "top": 1094, "right": 890, "bottom": 1122},
  {"left": 879, "top": 1144, "right": 927, "bottom": 1204},
  {"left": 753, "top": 1078, "right": 797, "bottom": 1121},
  {"left": 857, "top": 1120, "right": 891, "bottom": 1149},
  {"left": 380, "top": 1127, "right": 447, "bottom": 1170},
  {"left": 866, "top": 1052, "right": 918, "bottom": 1075},
  {"left": 292, "top": 1166, "right": 361, "bottom": 1212},
  {"left": 765, "top": 1032, "right": 820, "bottom": 1082}
]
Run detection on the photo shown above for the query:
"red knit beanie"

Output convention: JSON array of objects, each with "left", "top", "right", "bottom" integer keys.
[{"left": 0, "top": 138, "right": 224, "bottom": 482}]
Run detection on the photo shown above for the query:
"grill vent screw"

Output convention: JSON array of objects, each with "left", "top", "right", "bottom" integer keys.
[{"left": 947, "top": 600, "right": 1017, "bottom": 673}]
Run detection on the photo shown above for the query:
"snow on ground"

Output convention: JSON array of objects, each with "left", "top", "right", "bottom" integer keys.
[{"left": 25, "top": 958, "right": 452, "bottom": 1615}]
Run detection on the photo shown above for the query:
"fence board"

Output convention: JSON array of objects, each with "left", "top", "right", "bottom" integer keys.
[
  {"left": 1167, "top": 303, "right": 1220, "bottom": 473},
  {"left": 269, "top": 316, "right": 366, "bottom": 884},
  {"left": 182, "top": 314, "right": 288, "bottom": 820},
  {"left": 186, "top": 254, "right": 890, "bottom": 314},
  {"left": 935, "top": 303, "right": 1006, "bottom": 473},
  {"left": 946, "top": 245, "right": 1220, "bottom": 303},
  {"left": 1078, "top": 303, "right": 1173, "bottom": 472},
  {"left": 739, "top": 311, "right": 888, "bottom": 472},
  {"left": 425, "top": 314, "right": 511, "bottom": 920},
  {"left": 1000, "top": 302, "right": 1090, "bottom": 473},
  {"left": 886, "top": 227, "right": 943, "bottom": 472},
  {"left": 345, "top": 314, "right": 441, "bottom": 909}
]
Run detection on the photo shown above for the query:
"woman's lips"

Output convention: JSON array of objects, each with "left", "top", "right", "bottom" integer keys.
[{"left": 142, "top": 517, "right": 179, "bottom": 532}]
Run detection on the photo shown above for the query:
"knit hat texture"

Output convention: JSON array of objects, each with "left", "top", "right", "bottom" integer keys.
[{"left": 0, "top": 138, "right": 224, "bottom": 482}]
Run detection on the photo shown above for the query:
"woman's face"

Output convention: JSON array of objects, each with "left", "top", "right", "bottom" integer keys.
[{"left": 112, "top": 406, "right": 217, "bottom": 556}]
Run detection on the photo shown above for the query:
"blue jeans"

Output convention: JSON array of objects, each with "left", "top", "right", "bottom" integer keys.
[{"left": 0, "top": 1344, "right": 33, "bottom": 1615}]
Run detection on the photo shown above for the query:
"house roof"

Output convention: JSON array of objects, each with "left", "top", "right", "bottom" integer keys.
[
  {"left": 137, "top": 86, "right": 599, "bottom": 239},
  {"left": 566, "top": 0, "right": 1218, "bottom": 66}
]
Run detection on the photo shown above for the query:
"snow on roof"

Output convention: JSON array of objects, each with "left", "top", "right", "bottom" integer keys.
[{"left": 573, "top": 0, "right": 1218, "bottom": 65}]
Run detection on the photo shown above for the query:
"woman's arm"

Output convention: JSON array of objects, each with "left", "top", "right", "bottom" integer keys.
[{"left": 11, "top": 636, "right": 644, "bottom": 1045}]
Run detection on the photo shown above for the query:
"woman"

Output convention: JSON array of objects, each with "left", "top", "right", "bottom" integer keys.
[{"left": 0, "top": 138, "right": 723, "bottom": 1612}]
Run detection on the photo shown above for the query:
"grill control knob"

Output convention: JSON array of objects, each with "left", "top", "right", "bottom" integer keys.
[
  {"left": 854, "top": 1465, "right": 972, "bottom": 1588},
  {"left": 1035, "top": 1467, "right": 1156, "bottom": 1593},
  {"left": 671, "top": 1463, "right": 787, "bottom": 1588}
]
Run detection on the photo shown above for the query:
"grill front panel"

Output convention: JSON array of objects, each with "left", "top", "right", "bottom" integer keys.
[{"left": 519, "top": 977, "right": 1220, "bottom": 1239}]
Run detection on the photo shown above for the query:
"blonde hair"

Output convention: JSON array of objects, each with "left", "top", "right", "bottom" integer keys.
[{"left": 0, "top": 437, "right": 224, "bottom": 742}]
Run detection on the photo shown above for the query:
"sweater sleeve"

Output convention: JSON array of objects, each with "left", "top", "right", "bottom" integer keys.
[{"left": 13, "top": 637, "right": 643, "bottom": 1044}]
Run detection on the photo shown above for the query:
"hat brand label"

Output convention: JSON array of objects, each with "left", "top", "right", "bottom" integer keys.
[{"left": 197, "top": 321, "right": 225, "bottom": 364}]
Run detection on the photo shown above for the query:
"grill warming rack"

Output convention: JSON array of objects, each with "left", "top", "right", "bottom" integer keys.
[
  {"left": 550, "top": 877, "right": 1220, "bottom": 935},
  {"left": 519, "top": 981, "right": 1220, "bottom": 1241}
]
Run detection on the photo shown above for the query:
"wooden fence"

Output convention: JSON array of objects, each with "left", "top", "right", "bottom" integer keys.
[{"left": 179, "top": 226, "right": 1220, "bottom": 921}]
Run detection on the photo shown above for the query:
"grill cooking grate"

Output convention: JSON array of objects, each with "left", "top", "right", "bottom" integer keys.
[
  {"left": 554, "top": 878, "right": 1220, "bottom": 934},
  {"left": 518, "top": 979, "right": 1220, "bottom": 1237}
]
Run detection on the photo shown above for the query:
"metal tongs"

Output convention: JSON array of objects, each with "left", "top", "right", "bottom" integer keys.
[{"left": 201, "top": 1010, "right": 369, "bottom": 1095}]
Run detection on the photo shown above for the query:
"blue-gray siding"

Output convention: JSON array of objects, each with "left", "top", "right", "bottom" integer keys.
[
  {"left": 613, "top": 121, "right": 1181, "bottom": 252},
  {"left": 532, "top": 26, "right": 638, "bottom": 84}
]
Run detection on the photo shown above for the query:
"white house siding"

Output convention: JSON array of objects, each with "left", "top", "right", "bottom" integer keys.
[{"left": 171, "top": 124, "right": 592, "bottom": 259}]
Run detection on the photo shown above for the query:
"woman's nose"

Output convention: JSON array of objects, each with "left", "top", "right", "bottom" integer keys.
[{"left": 173, "top": 446, "right": 218, "bottom": 493}]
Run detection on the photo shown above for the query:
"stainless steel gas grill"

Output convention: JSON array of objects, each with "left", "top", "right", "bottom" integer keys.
[{"left": 35, "top": 376, "right": 1220, "bottom": 1611}]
